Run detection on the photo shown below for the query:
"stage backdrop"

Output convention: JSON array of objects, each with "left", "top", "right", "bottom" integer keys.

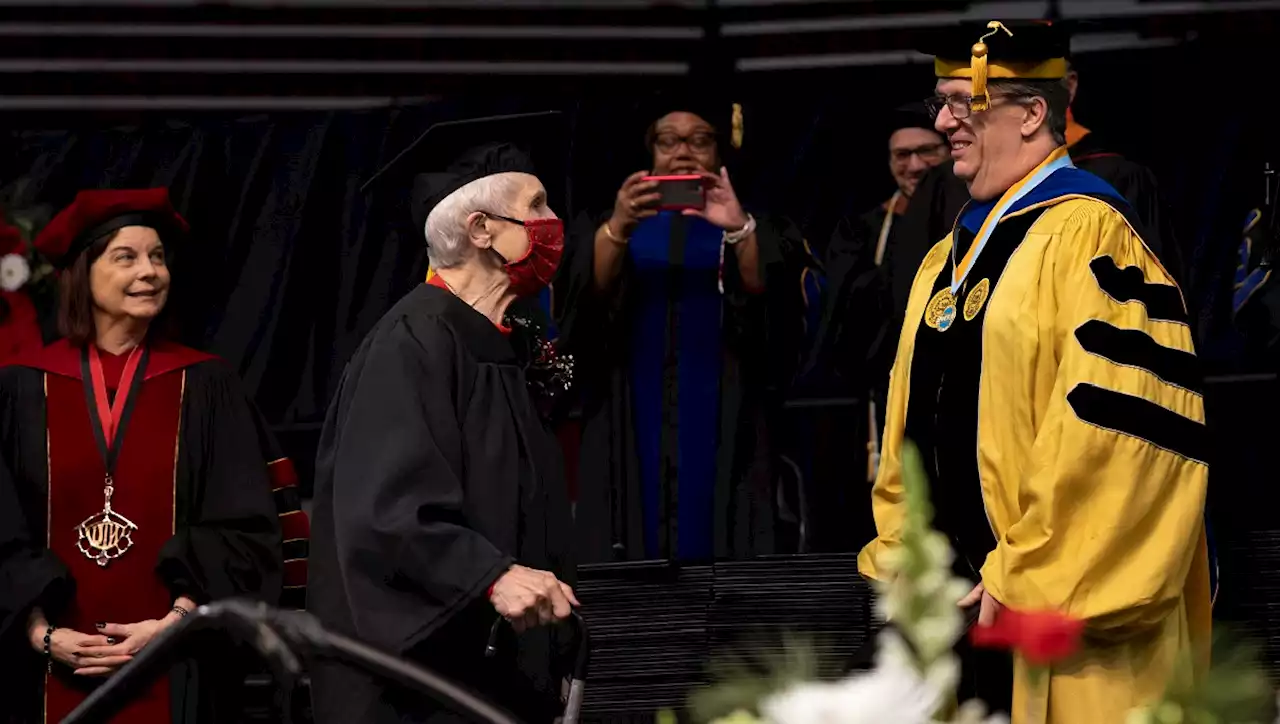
[{"left": 0, "top": 36, "right": 1274, "bottom": 489}]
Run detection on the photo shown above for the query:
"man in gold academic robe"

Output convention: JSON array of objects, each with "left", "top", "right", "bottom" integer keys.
[{"left": 857, "top": 20, "right": 1212, "bottom": 724}]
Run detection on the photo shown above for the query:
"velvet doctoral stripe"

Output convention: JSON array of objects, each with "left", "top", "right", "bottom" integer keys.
[
  {"left": 629, "top": 212, "right": 724, "bottom": 560},
  {"left": 905, "top": 208, "right": 1048, "bottom": 579},
  {"left": 43, "top": 370, "right": 183, "bottom": 724}
]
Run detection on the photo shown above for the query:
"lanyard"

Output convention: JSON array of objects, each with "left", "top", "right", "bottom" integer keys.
[
  {"left": 80, "top": 344, "right": 150, "bottom": 478},
  {"left": 874, "top": 190, "right": 901, "bottom": 268},
  {"left": 950, "top": 146, "right": 1074, "bottom": 295}
]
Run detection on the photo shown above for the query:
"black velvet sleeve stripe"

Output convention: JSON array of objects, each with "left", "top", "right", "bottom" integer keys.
[
  {"left": 1074, "top": 320, "right": 1203, "bottom": 395},
  {"left": 1088, "top": 256, "right": 1188, "bottom": 325},
  {"left": 283, "top": 538, "right": 310, "bottom": 561},
  {"left": 273, "top": 484, "right": 302, "bottom": 514},
  {"left": 1066, "top": 383, "right": 1207, "bottom": 465}
]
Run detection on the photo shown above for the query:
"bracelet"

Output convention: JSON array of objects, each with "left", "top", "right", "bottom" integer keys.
[
  {"left": 43, "top": 625, "right": 54, "bottom": 671},
  {"left": 723, "top": 214, "right": 756, "bottom": 246},
  {"left": 170, "top": 605, "right": 190, "bottom": 618},
  {"left": 601, "top": 221, "right": 627, "bottom": 245}
]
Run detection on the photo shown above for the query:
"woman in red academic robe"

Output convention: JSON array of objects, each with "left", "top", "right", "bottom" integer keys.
[{"left": 0, "top": 188, "right": 284, "bottom": 724}]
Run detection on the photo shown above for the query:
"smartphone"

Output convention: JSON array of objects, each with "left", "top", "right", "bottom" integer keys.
[{"left": 643, "top": 174, "right": 707, "bottom": 211}]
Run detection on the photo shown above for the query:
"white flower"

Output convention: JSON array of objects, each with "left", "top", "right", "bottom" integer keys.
[
  {"left": 0, "top": 253, "right": 29, "bottom": 292},
  {"left": 874, "top": 629, "right": 917, "bottom": 672},
  {"left": 873, "top": 594, "right": 895, "bottom": 623},
  {"left": 762, "top": 655, "right": 945, "bottom": 724},
  {"left": 944, "top": 578, "right": 977, "bottom": 607},
  {"left": 922, "top": 532, "right": 954, "bottom": 569},
  {"left": 916, "top": 569, "right": 947, "bottom": 597},
  {"left": 911, "top": 612, "right": 963, "bottom": 663},
  {"left": 922, "top": 653, "right": 960, "bottom": 706},
  {"left": 952, "top": 698, "right": 1010, "bottom": 724}
]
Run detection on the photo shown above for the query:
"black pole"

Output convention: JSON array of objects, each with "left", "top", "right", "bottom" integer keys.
[{"left": 60, "top": 600, "right": 520, "bottom": 724}]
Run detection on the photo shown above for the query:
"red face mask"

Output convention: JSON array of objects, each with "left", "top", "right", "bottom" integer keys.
[{"left": 489, "top": 215, "right": 565, "bottom": 297}]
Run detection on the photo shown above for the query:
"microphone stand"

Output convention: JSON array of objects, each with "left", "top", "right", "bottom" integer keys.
[{"left": 60, "top": 599, "right": 521, "bottom": 724}]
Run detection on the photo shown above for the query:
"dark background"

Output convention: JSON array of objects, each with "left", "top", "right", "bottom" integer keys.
[
  {"left": 6, "top": 37, "right": 1275, "bottom": 415},
  {"left": 3, "top": 0, "right": 1280, "bottom": 702}
]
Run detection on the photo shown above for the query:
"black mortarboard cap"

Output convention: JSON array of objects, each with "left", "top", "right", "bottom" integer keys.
[
  {"left": 360, "top": 110, "right": 566, "bottom": 235},
  {"left": 921, "top": 20, "right": 1069, "bottom": 110},
  {"left": 884, "top": 101, "right": 941, "bottom": 138},
  {"left": 639, "top": 83, "right": 745, "bottom": 157}
]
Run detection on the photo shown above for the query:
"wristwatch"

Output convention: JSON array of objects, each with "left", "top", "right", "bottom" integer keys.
[{"left": 723, "top": 214, "right": 756, "bottom": 245}]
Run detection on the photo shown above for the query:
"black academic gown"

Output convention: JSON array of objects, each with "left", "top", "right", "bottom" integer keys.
[
  {"left": 558, "top": 210, "right": 820, "bottom": 563},
  {"left": 1232, "top": 207, "right": 1280, "bottom": 372},
  {"left": 0, "top": 341, "right": 284, "bottom": 724},
  {"left": 886, "top": 131, "right": 1181, "bottom": 337},
  {"left": 806, "top": 205, "right": 897, "bottom": 405},
  {"left": 784, "top": 206, "right": 896, "bottom": 552},
  {"left": 306, "top": 283, "right": 575, "bottom": 724}
]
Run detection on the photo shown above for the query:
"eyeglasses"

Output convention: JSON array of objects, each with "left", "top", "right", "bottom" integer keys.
[
  {"left": 923, "top": 93, "right": 1030, "bottom": 120},
  {"left": 653, "top": 132, "right": 716, "bottom": 154},
  {"left": 891, "top": 142, "right": 947, "bottom": 163}
]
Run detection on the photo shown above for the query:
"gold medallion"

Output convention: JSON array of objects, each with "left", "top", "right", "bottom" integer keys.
[
  {"left": 75, "top": 479, "right": 136, "bottom": 567},
  {"left": 963, "top": 277, "right": 991, "bottom": 321},
  {"left": 924, "top": 287, "right": 958, "bottom": 331}
]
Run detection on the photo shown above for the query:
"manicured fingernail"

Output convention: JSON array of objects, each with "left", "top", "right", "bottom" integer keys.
[
  {"left": 95, "top": 622, "right": 104, "bottom": 629},
  {"left": 106, "top": 637, "right": 117, "bottom": 645}
]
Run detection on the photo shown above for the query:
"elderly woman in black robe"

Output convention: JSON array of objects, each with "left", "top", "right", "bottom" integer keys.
[
  {"left": 0, "top": 188, "right": 284, "bottom": 724},
  {"left": 306, "top": 112, "right": 577, "bottom": 724}
]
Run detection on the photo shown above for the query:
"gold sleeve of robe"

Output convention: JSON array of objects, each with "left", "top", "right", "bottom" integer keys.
[{"left": 860, "top": 198, "right": 1210, "bottom": 641}]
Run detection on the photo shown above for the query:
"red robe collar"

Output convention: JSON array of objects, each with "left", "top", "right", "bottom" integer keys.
[{"left": 9, "top": 338, "right": 216, "bottom": 381}]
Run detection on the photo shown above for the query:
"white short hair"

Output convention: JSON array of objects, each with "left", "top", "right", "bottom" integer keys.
[{"left": 424, "top": 172, "right": 525, "bottom": 270}]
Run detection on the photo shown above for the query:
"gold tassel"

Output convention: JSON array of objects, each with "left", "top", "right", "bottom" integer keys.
[
  {"left": 969, "top": 21, "right": 1012, "bottom": 112},
  {"left": 731, "top": 102, "right": 744, "bottom": 149},
  {"left": 970, "top": 44, "right": 990, "bottom": 111}
]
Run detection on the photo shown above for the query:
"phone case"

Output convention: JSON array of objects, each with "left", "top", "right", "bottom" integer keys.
[{"left": 643, "top": 175, "right": 707, "bottom": 211}]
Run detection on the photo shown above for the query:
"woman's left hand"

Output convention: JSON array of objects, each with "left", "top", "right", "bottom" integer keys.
[
  {"left": 76, "top": 617, "right": 177, "bottom": 675},
  {"left": 683, "top": 167, "right": 750, "bottom": 233}
]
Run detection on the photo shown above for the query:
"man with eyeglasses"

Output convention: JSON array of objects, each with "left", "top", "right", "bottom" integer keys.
[
  {"left": 558, "top": 88, "right": 821, "bottom": 563},
  {"left": 884, "top": 45, "right": 1181, "bottom": 353},
  {"left": 810, "top": 105, "right": 951, "bottom": 485},
  {"left": 857, "top": 20, "right": 1211, "bottom": 722}
]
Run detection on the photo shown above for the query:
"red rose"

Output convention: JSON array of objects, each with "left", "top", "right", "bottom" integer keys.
[{"left": 970, "top": 609, "right": 1084, "bottom": 666}]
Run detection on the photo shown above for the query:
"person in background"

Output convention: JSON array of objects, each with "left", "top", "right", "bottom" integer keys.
[
  {"left": 858, "top": 21, "right": 1210, "bottom": 722},
  {"left": 886, "top": 26, "right": 1182, "bottom": 342},
  {"left": 307, "top": 112, "right": 577, "bottom": 724},
  {"left": 0, "top": 188, "right": 284, "bottom": 724},
  {"left": 806, "top": 105, "right": 951, "bottom": 482},
  {"left": 559, "top": 89, "right": 821, "bottom": 563},
  {"left": 0, "top": 218, "right": 44, "bottom": 364},
  {"left": 835, "top": 105, "right": 951, "bottom": 276}
]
